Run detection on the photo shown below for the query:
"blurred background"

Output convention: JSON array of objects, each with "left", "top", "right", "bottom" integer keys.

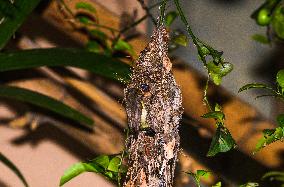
[{"left": 0, "top": 0, "right": 283, "bottom": 186}]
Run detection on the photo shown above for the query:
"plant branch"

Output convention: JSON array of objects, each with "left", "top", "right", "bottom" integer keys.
[
  {"left": 137, "top": 0, "right": 157, "bottom": 25},
  {"left": 57, "top": 0, "right": 119, "bottom": 33}
]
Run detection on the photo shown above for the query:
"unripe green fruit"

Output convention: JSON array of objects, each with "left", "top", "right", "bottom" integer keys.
[{"left": 257, "top": 8, "right": 271, "bottom": 26}]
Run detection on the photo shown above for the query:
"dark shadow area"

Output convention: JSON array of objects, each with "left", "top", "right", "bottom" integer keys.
[
  {"left": 0, "top": 179, "right": 9, "bottom": 187},
  {"left": 210, "top": 0, "right": 246, "bottom": 6},
  {"left": 49, "top": 67, "right": 125, "bottom": 132},
  {"left": 0, "top": 69, "right": 45, "bottom": 84},
  {"left": 277, "top": 150, "right": 284, "bottom": 169},
  {"left": 253, "top": 43, "right": 284, "bottom": 83},
  {"left": 180, "top": 117, "right": 283, "bottom": 187},
  {"left": 10, "top": 122, "right": 95, "bottom": 161},
  {"left": 18, "top": 14, "right": 82, "bottom": 49}
]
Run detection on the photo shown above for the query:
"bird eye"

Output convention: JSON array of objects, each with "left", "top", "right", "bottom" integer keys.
[{"left": 140, "top": 83, "right": 150, "bottom": 92}]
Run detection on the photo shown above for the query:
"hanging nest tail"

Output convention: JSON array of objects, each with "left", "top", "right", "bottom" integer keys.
[{"left": 123, "top": 25, "right": 183, "bottom": 187}]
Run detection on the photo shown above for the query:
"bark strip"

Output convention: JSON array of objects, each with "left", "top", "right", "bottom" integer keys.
[{"left": 124, "top": 26, "right": 183, "bottom": 187}]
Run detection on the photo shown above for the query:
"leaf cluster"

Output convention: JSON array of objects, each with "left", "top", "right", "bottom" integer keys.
[
  {"left": 202, "top": 104, "right": 236, "bottom": 156},
  {"left": 60, "top": 155, "right": 127, "bottom": 186},
  {"left": 251, "top": 0, "right": 284, "bottom": 43},
  {"left": 185, "top": 170, "right": 211, "bottom": 187},
  {"left": 239, "top": 69, "right": 284, "bottom": 152}
]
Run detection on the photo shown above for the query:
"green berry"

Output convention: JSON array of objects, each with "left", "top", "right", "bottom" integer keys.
[{"left": 257, "top": 9, "right": 271, "bottom": 26}]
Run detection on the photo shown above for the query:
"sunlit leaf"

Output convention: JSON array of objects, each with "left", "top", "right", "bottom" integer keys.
[
  {"left": 0, "top": 48, "right": 131, "bottom": 82},
  {"left": 75, "top": 2, "right": 96, "bottom": 13},
  {"left": 202, "top": 111, "right": 224, "bottom": 121},
  {"left": 59, "top": 162, "right": 101, "bottom": 186},
  {"left": 60, "top": 155, "right": 127, "bottom": 186},
  {"left": 0, "top": 152, "right": 28, "bottom": 187},
  {"left": 254, "top": 127, "right": 284, "bottom": 153},
  {"left": 107, "top": 157, "right": 121, "bottom": 172},
  {"left": 113, "top": 39, "right": 134, "bottom": 56},
  {"left": 173, "top": 34, "right": 188, "bottom": 47},
  {"left": 200, "top": 46, "right": 210, "bottom": 57},
  {"left": 207, "top": 61, "right": 233, "bottom": 85},
  {"left": 214, "top": 103, "right": 222, "bottom": 112},
  {"left": 105, "top": 171, "right": 114, "bottom": 179},
  {"left": 252, "top": 34, "right": 270, "bottom": 44},
  {"left": 0, "top": 86, "right": 93, "bottom": 126},
  {"left": 207, "top": 125, "right": 236, "bottom": 157},
  {"left": 238, "top": 83, "right": 273, "bottom": 93},
  {"left": 212, "top": 182, "right": 222, "bottom": 187},
  {"left": 165, "top": 11, "right": 178, "bottom": 27},
  {"left": 0, "top": 0, "right": 41, "bottom": 50},
  {"left": 276, "top": 69, "right": 284, "bottom": 88},
  {"left": 93, "top": 155, "right": 109, "bottom": 169},
  {"left": 185, "top": 170, "right": 210, "bottom": 187}
]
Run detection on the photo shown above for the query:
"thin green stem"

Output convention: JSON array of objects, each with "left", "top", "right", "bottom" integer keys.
[
  {"left": 203, "top": 75, "right": 212, "bottom": 111},
  {"left": 173, "top": 0, "right": 198, "bottom": 44},
  {"left": 159, "top": 0, "right": 167, "bottom": 26},
  {"left": 174, "top": 0, "right": 215, "bottom": 111}
]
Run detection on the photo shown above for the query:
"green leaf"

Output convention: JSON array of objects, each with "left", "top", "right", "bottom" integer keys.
[
  {"left": 76, "top": 15, "right": 92, "bottom": 24},
  {"left": 173, "top": 34, "right": 188, "bottom": 47},
  {"left": 0, "top": 48, "right": 131, "bottom": 82},
  {"left": 59, "top": 162, "right": 101, "bottom": 186},
  {"left": 202, "top": 111, "right": 225, "bottom": 121},
  {"left": 207, "top": 126, "right": 236, "bottom": 157},
  {"left": 93, "top": 155, "right": 109, "bottom": 169},
  {"left": 239, "top": 182, "right": 259, "bottom": 187},
  {"left": 165, "top": 11, "right": 178, "bottom": 27},
  {"left": 214, "top": 103, "right": 222, "bottom": 112},
  {"left": 255, "top": 137, "right": 266, "bottom": 153},
  {"left": 272, "top": 6, "right": 284, "bottom": 39},
  {"left": 277, "top": 114, "right": 284, "bottom": 128},
  {"left": 75, "top": 2, "right": 96, "bottom": 13},
  {"left": 89, "top": 29, "right": 107, "bottom": 42},
  {"left": 238, "top": 83, "right": 273, "bottom": 93},
  {"left": 113, "top": 39, "right": 134, "bottom": 56},
  {"left": 0, "top": 0, "right": 41, "bottom": 50},
  {"left": 86, "top": 40, "right": 101, "bottom": 53},
  {"left": 207, "top": 61, "right": 233, "bottom": 76},
  {"left": 0, "top": 86, "right": 93, "bottom": 126},
  {"left": 252, "top": 34, "right": 270, "bottom": 44},
  {"left": 0, "top": 152, "right": 29, "bottom": 187},
  {"left": 107, "top": 157, "right": 121, "bottom": 172},
  {"left": 207, "top": 61, "right": 233, "bottom": 85},
  {"left": 196, "top": 170, "right": 210, "bottom": 178},
  {"left": 105, "top": 171, "right": 114, "bottom": 179},
  {"left": 210, "top": 73, "right": 222, "bottom": 85},
  {"left": 212, "top": 182, "right": 222, "bottom": 187},
  {"left": 277, "top": 69, "right": 284, "bottom": 88},
  {"left": 262, "top": 171, "right": 284, "bottom": 182},
  {"left": 254, "top": 127, "right": 284, "bottom": 153},
  {"left": 200, "top": 46, "right": 210, "bottom": 57},
  {"left": 185, "top": 170, "right": 210, "bottom": 187}
]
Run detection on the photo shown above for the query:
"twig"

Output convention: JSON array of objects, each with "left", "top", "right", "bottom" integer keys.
[
  {"left": 137, "top": 0, "right": 157, "bottom": 25},
  {"left": 173, "top": 0, "right": 216, "bottom": 111},
  {"left": 57, "top": 0, "right": 119, "bottom": 33}
]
